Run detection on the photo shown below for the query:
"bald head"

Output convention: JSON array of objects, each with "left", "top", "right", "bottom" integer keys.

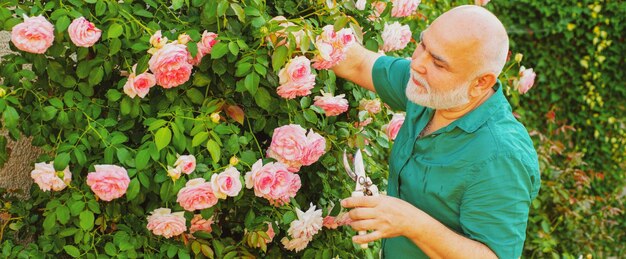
[{"left": 431, "top": 5, "right": 509, "bottom": 77}]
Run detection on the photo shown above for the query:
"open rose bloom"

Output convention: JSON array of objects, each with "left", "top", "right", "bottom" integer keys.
[
  {"left": 381, "top": 22, "right": 412, "bottom": 52},
  {"left": 123, "top": 65, "right": 156, "bottom": 98},
  {"left": 267, "top": 124, "right": 327, "bottom": 172},
  {"left": 190, "top": 214, "right": 214, "bottom": 234},
  {"left": 30, "top": 162, "right": 72, "bottom": 192},
  {"left": 146, "top": 208, "right": 187, "bottom": 238},
  {"left": 313, "top": 92, "right": 349, "bottom": 116},
  {"left": 68, "top": 17, "right": 102, "bottom": 47},
  {"left": 86, "top": 165, "right": 130, "bottom": 201},
  {"left": 176, "top": 178, "right": 219, "bottom": 211},
  {"left": 281, "top": 203, "right": 323, "bottom": 252},
  {"left": 189, "top": 31, "right": 218, "bottom": 66},
  {"left": 277, "top": 56, "right": 316, "bottom": 99},
  {"left": 174, "top": 154, "right": 196, "bottom": 175},
  {"left": 383, "top": 113, "right": 406, "bottom": 140},
  {"left": 210, "top": 167, "right": 243, "bottom": 199},
  {"left": 148, "top": 43, "right": 193, "bottom": 88},
  {"left": 10, "top": 14, "right": 54, "bottom": 54},
  {"left": 244, "top": 159, "right": 301, "bottom": 206},
  {"left": 312, "top": 25, "right": 356, "bottom": 70},
  {"left": 515, "top": 66, "right": 537, "bottom": 94},
  {"left": 390, "top": 0, "right": 421, "bottom": 17}
]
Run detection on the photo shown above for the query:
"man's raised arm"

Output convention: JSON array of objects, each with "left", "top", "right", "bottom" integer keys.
[{"left": 332, "top": 44, "right": 383, "bottom": 92}]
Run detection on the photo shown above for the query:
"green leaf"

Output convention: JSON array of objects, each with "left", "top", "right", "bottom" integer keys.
[
  {"left": 282, "top": 211, "right": 296, "bottom": 224},
  {"left": 186, "top": 88, "right": 204, "bottom": 104},
  {"left": 95, "top": 0, "right": 107, "bottom": 16},
  {"left": 120, "top": 97, "right": 132, "bottom": 115},
  {"left": 244, "top": 72, "right": 259, "bottom": 95},
  {"left": 135, "top": 149, "right": 151, "bottom": 170},
  {"left": 63, "top": 245, "right": 81, "bottom": 258},
  {"left": 228, "top": 42, "right": 239, "bottom": 56},
  {"left": 192, "top": 132, "right": 209, "bottom": 147},
  {"left": 41, "top": 106, "right": 58, "bottom": 121},
  {"left": 74, "top": 148, "right": 87, "bottom": 166},
  {"left": 2, "top": 106, "right": 18, "bottom": 129},
  {"left": 211, "top": 42, "right": 229, "bottom": 59},
  {"left": 155, "top": 127, "right": 172, "bottom": 151},
  {"left": 230, "top": 3, "right": 245, "bottom": 22},
  {"left": 43, "top": 213, "right": 56, "bottom": 231},
  {"left": 254, "top": 87, "right": 271, "bottom": 111},
  {"left": 76, "top": 61, "right": 91, "bottom": 79},
  {"left": 79, "top": 210, "right": 95, "bottom": 231},
  {"left": 56, "top": 206, "right": 70, "bottom": 224},
  {"left": 53, "top": 152, "right": 71, "bottom": 171},
  {"left": 88, "top": 67, "right": 104, "bottom": 86},
  {"left": 109, "top": 38, "right": 121, "bottom": 55},
  {"left": 69, "top": 201, "right": 85, "bottom": 216},
  {"left": 206, "top": 139, "right": 221, "bottom": 163},
  {"left": 172, "top": 0, "right": 184, "bottom": 10},
  {"left": 333, "top": 16, "right": 350, "bottom": 31},
  {"left": 56, "top": 16, "right": 71, "bottom": 32},
  {"left": 107, "top": 23, "right": 124, "bottom": 39},
  {"left": 104, "top": 242, "right": 117, "bottom": 256},
  {"left": 126, "top": 178, "right": 140, "bottom": 201},
  {"left": 135, "top": 55, "right": 150, "bottom": 74},
  {"left": 271, "top": 46, "right": 288, "bottom": 72}
]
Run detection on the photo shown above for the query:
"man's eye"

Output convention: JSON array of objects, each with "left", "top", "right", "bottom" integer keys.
[{"left": 434, "top": 62, "right": 444, "bottom": 68}]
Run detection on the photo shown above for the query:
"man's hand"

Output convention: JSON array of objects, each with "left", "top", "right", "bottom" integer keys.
[
  {"left": 341, "top": 194, "right": 424, "bottom": 244},
  {"left": 341, "top": 194, "right": 498, "bottom": 258}
]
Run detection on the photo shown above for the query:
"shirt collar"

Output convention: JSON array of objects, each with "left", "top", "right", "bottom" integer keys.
[{"left": 447, "top": 80, "right": 507, "bottom": 133}]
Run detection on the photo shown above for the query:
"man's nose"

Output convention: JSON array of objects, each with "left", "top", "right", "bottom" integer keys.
[{"left": 410, "top": 54, "right": 427, "bottom": 74}]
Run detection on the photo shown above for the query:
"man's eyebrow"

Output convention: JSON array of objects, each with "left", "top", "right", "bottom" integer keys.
[{"left": 420, "top": 31, "right": 450, "bottom": 66}]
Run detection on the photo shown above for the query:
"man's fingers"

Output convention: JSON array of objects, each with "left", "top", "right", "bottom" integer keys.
[
  {"left": 352, "top": 230, "right": 383, "bottom": 244},
  {"left": 349, "top": 218, "right": 378, "bottom": 231},
  {"left": 341, "top": 195, "right": 380, "bottom": 208},
  {"left": 348, "top": 208, "right": 377, "bottom": 221}
]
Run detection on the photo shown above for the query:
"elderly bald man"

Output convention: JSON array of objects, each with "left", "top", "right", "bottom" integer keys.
[{"left": 337, "top": 5, "right": 540, "bottom": 258}]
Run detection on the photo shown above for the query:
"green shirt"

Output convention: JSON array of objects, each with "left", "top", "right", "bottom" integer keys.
[{"left": 372, "top": 56, "right": 541, "bottom": 258}]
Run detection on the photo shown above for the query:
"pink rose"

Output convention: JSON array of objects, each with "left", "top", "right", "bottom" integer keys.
[
  {"left": 390, "top": 0, "right": 420, "bottom": 18},
  {"left": 190, "top": 214, "right": 214, "bottom": 234},
  {"left": 189, "top": 31, "right": 219, "bottom": 66},
  {"left": 67, "top": 17, "right": 101, "bottom": 47},
  {"left": 244, "top": 159, "right": 301, "bottom": 206},
  {"left": 267, "top": 17, "right": 304, "bottom": 48},
  {"left": 381, "top": 22, "right": 412, "bottom": 52},
  {"left": 174, "top": 154, "right": 196, "bottom": 175},
  {"left": 148, "top": 43, "right": 193, "bottom": 88},
  {"left": 146, "top": 208, "right": 186, "bottom": 238},
  {"left": 176, "top": 178, "right": 219, "bottom": 211},
  {"left": 277, "top": 56, "right": 316, "bottom": 99},
  {"left": 359, "top": 99, "right": 382, "bottom": 114},
  {"left": 311, "top": 25, "right": 356, "bottom": 70},
  {"left": 301, "top": 130, "right": 326, "bottom": 166},
  {"left": 356, "top": 0, "right": 367, "bottom": 10},
  {"left": 267, "top": 124, "right": 308, "bottom": 172},
  {"left": 369, "top": 2, "right": 388, "bottom": 21},
  {"left": 86, "top": 165, "right": 130, "bottom": 201},
  {"left": 149, "top": 30, "right": 167, "bottom": 49},
  {"left": 123, "top": 65, "right": 156, "bottom": 98},
  {"left": 210, "top": 167, "right": 243, "bottom": 199},
  {"left": 10, "top": 14, "right": 54, "bottom": 54},
  {"left": 282, "top": 203, "right": 323, "bottom": 251},
  {"left": 30, "top": 162, "right": 71, "bottom": 192},
  {"left": 516, "top": 66, "right": 536, "bottom": 94},
  {"left": 335, "top": 212, "right": 353, "bottom": 226},
  {"left": 383, "top": 113, "right": 406, "bottom": 140},
  {"left": 475, "top": 0, "right": 491, "bottom": 6},
  {"left": 322, "top": 216, "right": 339, "bottom": 229},
  {"left": 313, "top": 92, "right": 349, "bottom": 116}
]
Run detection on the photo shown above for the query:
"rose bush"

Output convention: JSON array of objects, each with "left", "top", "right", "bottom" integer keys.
[{"left": 0, "top": 0, "right": 540, "bottom": 258}]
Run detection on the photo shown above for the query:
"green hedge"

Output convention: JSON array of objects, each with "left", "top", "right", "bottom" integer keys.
[{"left": 491, "top": 0, "right": 626, "bottom": 257}]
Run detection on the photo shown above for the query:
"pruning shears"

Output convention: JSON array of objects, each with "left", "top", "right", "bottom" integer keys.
[{"left": 343, "top": 149, "right": 379, "bottom": 248}]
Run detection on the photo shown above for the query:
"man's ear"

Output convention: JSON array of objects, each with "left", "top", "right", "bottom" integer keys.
[{"left": 470, "top": 73, "right": 497, "bottom": 98}]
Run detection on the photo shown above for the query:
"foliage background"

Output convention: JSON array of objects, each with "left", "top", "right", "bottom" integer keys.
[{"left": 0, "top": 0, "right": 624, "bottom": 258}]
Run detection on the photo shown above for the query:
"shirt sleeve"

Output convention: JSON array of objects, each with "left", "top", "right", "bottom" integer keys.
[
  {"left": 372, "top": 56, "right": 411, "bottom": 111},
  {"left": 459, "top": 153, "right": 540, "bottom": 258}
]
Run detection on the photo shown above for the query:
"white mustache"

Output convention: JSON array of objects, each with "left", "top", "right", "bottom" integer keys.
[{"left": 409, "top": 71, "right": 430, "bottom": 92}]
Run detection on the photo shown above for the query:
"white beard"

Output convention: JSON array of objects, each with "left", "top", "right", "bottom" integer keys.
[{"left": 405, "top": 71, "right": 471, "bottom": 109}]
